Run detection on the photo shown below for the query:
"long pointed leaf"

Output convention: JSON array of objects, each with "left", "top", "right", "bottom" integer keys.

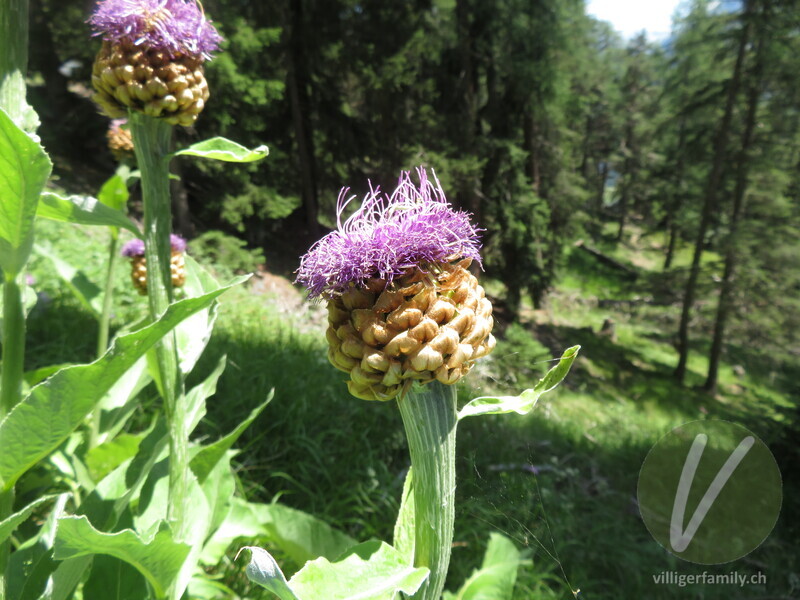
[
  {"left": 0, "top": 275, "right": 247, "bottom": 490},
  {"left": 53, "top": 515, "right": 190, "bottom": 599},
  {"left": 189, "top": 391, "right": 273, "bottom": 483},
  {"left": 37, "top": 192, "right": 140, "bottom": 236},
  {"left": 289, "top": 541, "right": 429, "bottom": 600},
  {"left": 0, "top": 107, "right": 52, "bottom": 275},
  {"left": 458, "top": 346, "right": 580, "bottom": 420},
  {"left": 34, "top": 244, "right": 102, "bottom": 316},
  {"left": 0, "top": 494, "right": 60, "bottom": 544},
  {"left": 172, "top": 137, "right": 268, "bottom": 163},
  {"left": 238, "top": 547, "right": 299, "bottom": 600}
]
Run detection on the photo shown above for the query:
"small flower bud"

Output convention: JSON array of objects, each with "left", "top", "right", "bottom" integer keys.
[
  {"left": 121, "top": 234, "right": 188, "bottom": 295},
  {"left": 107, "top": 118, "right": 134, "bottom": 160}
]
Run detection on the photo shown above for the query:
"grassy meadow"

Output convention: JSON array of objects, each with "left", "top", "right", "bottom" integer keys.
[{"left": 25, "top": 218, "right": 798, "bottom": 600}]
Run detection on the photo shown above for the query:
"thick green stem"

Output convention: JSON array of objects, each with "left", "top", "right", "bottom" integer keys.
[
  {"left": 0, "top": 0, "right": 29, "bottom": 126},
  {"left": 0, "top": 2, "right": 30, "bottom": 597},
  {"left": 0, "top": 488, "right": 12, "bottom": 600},
  {"left": 397, "top": 382, "right": 458, "bottom": 600},
  {"left": 0, "top": 275, "right": 25, "bottom": 600},
  {"left": 1, "top": 276, "right": 25, "bottom": 418},
  {"left": 129, "top": 113, "right": 189, "bottom": 545}
]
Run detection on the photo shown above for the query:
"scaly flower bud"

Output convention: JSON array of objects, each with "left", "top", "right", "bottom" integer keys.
[
  {"left": 122, "top": 234, "right": 187, "bottom": 294},
  {"left": 107, "top": 118, "right": 134, "bottom": 159},
  {"left": 89, "top": 0, "right": 222, "bottom": 126},
  {"left": 297, "top": 168, "right": 495, "bottom": 401}
]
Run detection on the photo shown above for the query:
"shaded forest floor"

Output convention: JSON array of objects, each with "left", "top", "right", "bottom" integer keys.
[{"left": 25, "top": 218, "right": 799, "bottom": 600}]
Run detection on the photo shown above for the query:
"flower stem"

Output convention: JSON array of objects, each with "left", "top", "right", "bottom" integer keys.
[
  {"left": 397, "top": 381, "right": 458, "bottom": 600},
  {"left": 0, "top": 2, "right": 30, "bottom": 597},
  {"left": 129, "top": 112, "right": 189, "bottom": 544},
  {"left": 89, "top": 232, "right": 120, "bottom": 448},
  {"left": 0, "top": 275, "right": 25, "bottom": 600},
  {"left": 1, "top": 275, "right": 26, "bottom": 419},
  {"left": 96, "top": 232, "right": 120, "bottom": 359}
]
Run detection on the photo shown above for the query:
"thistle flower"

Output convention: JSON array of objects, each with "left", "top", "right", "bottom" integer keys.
[
  {"left": 89, "top": 0, "right": 222, "bottom": 126},
  {"left": 107, "top": 118, "right": 134, "bottom": 159},
  {"left": 297, "top": 168, "right": 495, "bottom": 401},
  {"left": 122, "top": 234, "right": 187, "bottom": 294}
]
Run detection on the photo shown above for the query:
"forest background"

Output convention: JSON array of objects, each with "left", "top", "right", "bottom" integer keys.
[{"left": 19, "top": 0, "right": 800, "bottom": 598}]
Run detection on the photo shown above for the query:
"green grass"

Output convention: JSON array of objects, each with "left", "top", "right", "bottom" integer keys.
[{"left": 20, "top": 217, "right": 800, "bottom": 599}]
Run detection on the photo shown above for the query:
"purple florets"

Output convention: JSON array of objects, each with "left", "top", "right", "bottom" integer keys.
[
  {"left": 170, "top": 233, "right": 187, "bottom": 253},
  {"left": 121, "top": 234, "right": 186, "bottom": 257},
  {"left": 109, "top": 118, "right": 128, "bottom": 131},
  {"left": 297, "top": 168, "right": 482, "bottom": 298},
  {"left": 121, "top": 238, "right": 145, "bottom": 257},
  {"left": 89, "top": 0, "right": 223, "bottom": 59}
]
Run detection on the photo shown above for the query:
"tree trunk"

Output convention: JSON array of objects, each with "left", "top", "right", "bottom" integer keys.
[
  {"left": 580, "top": 113, "right": 593, "bottom": 179},
  {"left": 286, "top": 0, "right": 319, "bottom": 235},
  {"left": 674, "top": 7, "right": 751, "bottom": 384},
  {"left": 616, "top": 123, "right": 634, "bottom": 242},
  {"left": 704, "top": 38, "right": 764, "bottom": 394},
  {"left": 663, "top": 119, "right": 687, "bottom": 270},
  {"left": 524, "top": 108, "right": 542, "bottom": 196},
  {"left": 595, "top": 161, "right": 608, "bottom": 215},
  {"left": 456, "top": 0, "right": 481, "bottom": 222}
]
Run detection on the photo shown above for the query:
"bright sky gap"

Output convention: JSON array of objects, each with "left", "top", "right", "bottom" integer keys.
[{"left": 586, "top": 0, "right": 685, "bottom": 40}]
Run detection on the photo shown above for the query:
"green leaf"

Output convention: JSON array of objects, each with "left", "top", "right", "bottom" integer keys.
[
  {"left": 187, "top": 574, "right": 238, "bottom": 600},
  {"left": 176, "top": 256, "right": 231, "bottom": 375},
  {"left": 203, "top": 499, "right": 356, "bottom": 568},
  {"left": 80, "top": 418, "right": 167, "bottom": 532},
  {"left": 53, "top": 515, "right": 191, "bottom": 599},
  {"left": 172, "top": 137, "right": 269, "bottom": 163},
  {"left": 289, "top": 540, "right": 429, "bottom": 600},
  {"left": 393, "top": 467, "right": 415, "bottom": 566},
  {"left": 262, "top": 503, "right": 358, "bottom": 567},
  {"left": 238, "top": 546, "right": 300, "bottom": 600},
  {"left": 127, "top": 464, "right": 210, "bottom": 599},
  {"left": 37, "top": 192, "right": 140, "bottom": 236},
  {"left": 458, "top": 346, "right": 580, "bottom": 420},
  {"left": 6, "top": 493, "right": 72, "bottom": 600},
  {"left": 198, "top": 450, "right": 237, "bottom": 549},
  {"left": 0, "top": 493, "right": 60, "bottom": 544},
  {"left": 200, "top": 497, "right": 263, "bottom": 565},
  {"left": 98, "top": 174, "right": 130, "bottom": 212},
  {"left": 0, "top": 276, "right": 245, "bottom": 491},
  {"left": 189, "top": 391, "right": 272, "bottom": 483},
  {"left": 86, "top": 433, "right": 143, "bottom": 482},
  {"left": 244, "top": 542, "right": 428, "bottom": 600},
  {"left": 23, "top": 363, "right": 73, "bottom": 387},
  {"left": 96, "top": 357, "right": 152, "bottom": 444},
  {"left": 83, "top": 555, "right": 149, "bottom": 600},
  {"left": 444, "top": 533, "right": 522, "bottom": 600},
  {"left": 185, "top": 355, "right": 227, "bottom": 435},
  {"left": 34, "top": 243, "right": 103, "bottom": 316},
  {"left": 0, "top": 107, "right": 52, "bottom": 275}
]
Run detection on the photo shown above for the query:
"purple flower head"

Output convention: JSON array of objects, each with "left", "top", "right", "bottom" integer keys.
[
  {"left": 121, "top": 234, "right": 186, "bottom": 257},
  {"left": 109, "top": 118, "right": 128, "bottom": 131},
  {"left": 170, "top": 233, "right": 187, "bottom": 252},
  {"left": 297, "top": 168, "right": 482, "bottom": 298},
  {"left": 121, "top": 238, "right": 145, "bottom": 257},
  {"left": 89, "top": 0, "right": 223, "bottom": 59}
]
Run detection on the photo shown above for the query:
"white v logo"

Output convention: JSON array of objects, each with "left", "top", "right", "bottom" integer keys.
[{"left": 670, "top": 433, "right": 755, "bottom": 552}]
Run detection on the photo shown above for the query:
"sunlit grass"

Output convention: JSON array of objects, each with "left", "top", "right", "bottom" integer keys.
[{"left": 24, "top": 218, "right": 799, "bottom": 599}]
